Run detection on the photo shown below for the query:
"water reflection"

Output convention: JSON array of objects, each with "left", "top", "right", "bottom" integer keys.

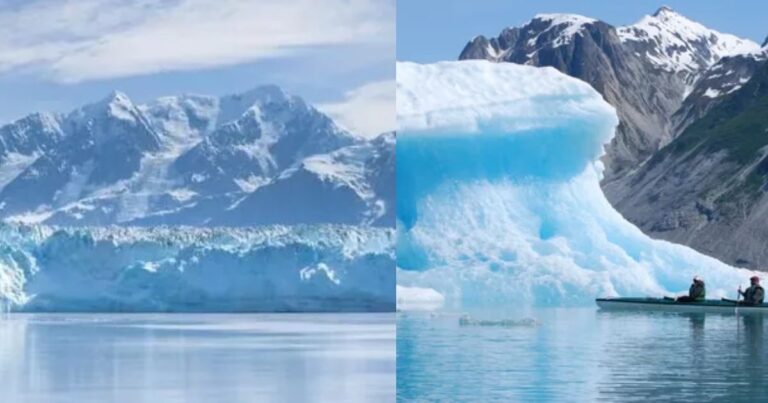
[
  {"left": 398, "top": 309, "right": 768, "bottom": 402},
  {"left": 734, "top": 315, "right": 766, "bottom": 399},
  {"left": 0, "top": 314, "right": 395, "bottom": 403}
]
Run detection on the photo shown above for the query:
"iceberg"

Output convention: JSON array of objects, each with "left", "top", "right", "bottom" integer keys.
[
  {"left": 396, "top": 60, "right": 756, "bottom": 308},
  {"left": 0, "top": 224, "right": 394, "bottom": 312},
  {"left": 396, "top": 285, "right": 445, "bottom": 311}
]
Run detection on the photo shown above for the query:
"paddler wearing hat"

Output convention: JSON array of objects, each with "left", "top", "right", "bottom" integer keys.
[{"left": 739, "top": 276, "right": 765, "bottom": 306}]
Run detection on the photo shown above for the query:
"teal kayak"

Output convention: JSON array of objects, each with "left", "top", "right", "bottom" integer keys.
[{"left": 596, "top": 297, "right": 768, "bottom": 314}]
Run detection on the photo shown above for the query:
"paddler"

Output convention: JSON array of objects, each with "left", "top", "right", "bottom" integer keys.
[
  {"left": 676, "top": 276, "right": 705, "bottom": 302},
  {"left": 739, "top": 276, "right": 765, "bottom": 306}
]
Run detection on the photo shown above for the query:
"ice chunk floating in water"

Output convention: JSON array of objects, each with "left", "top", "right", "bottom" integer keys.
[
  {"left": 396, "top": 285, "right": 445, "bottom": 311},
  {"left": 0, "top": 224, "right": 394, "bottom": 312},
  {"left": 396, "top": 60, "right": 755, "bottom": 308}
]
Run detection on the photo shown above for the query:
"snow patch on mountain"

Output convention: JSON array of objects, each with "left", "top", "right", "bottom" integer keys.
[
  {"left": 217, "top": 132, "right": 395, "bottom": 227},
  {"left": 233, "top": 175, "right": 269, "bottom": 193},
  {"left": 528, "top": 14, "right": 597, "bottom": 47},
  {"left": 617, "top": 6, "right": 760, "bottom": 77},
  {"left": 302, "top": 142, "right": 381, "bottom": 202},
  {"left": 0, "top": 153, "right": 39, "bottom": 189},
  {"left": 703, "top": 88, "right": 721, "bottom": 98},
  {"left": 140, "top": 94, "right": 218, "bottom": 151}
]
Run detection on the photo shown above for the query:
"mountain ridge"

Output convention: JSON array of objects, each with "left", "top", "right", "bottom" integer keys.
[
  {"left": 460, "top": 7, "right": 762, "bottom": 180},
  {"left": 0, "top": 86, "right": 394, "bottom": 227}
]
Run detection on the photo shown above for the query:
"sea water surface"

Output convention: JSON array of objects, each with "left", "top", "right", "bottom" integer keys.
[
  {"left": 0, "top": 313, "right": 394, "bottom": 403},
  {"left": 398, "top": 308, "right": 768, "bottom": 402}
]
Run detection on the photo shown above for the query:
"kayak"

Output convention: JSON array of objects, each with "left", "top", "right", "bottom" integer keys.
[{"left": 596, "top": 297, "right": 768, "bottom": 314}]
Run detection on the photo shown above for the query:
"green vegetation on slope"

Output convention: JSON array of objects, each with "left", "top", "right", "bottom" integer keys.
[
  {"left": 652, "top": 61, "right": 768, "bottom": 198},
  {"left": 667, "top": 62, "right": 768, "bottom": 164}
]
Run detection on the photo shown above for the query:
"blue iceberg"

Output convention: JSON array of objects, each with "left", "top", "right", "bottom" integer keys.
[{"left": 396, "top": 60, "right": 756, "bottom": 308}]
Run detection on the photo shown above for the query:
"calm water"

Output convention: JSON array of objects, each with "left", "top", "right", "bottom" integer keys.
[
  {"left": 0, "top": 313, "right": 394, "bottom": 403},
  {"left": 398, "top": 308, "right": 768, "bottom": 402}
]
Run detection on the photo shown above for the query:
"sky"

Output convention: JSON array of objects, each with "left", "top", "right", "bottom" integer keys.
[
  {"left": 0, "top": 0, "right": 395, "bottom": 138},
  {"left": 398, "top": 0, "right": 768, "bottom": 63}
]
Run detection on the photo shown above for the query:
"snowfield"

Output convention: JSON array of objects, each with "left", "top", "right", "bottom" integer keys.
[{"left": 0, "top": 224, "right": 394, "bottom": 312}]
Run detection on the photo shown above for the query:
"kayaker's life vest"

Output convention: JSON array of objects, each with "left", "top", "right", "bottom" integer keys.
[
  {"left": 689, "top": 283, "right": 705, "bottom": 300},
  {"left": 744, "top": 285, "right": 764, "bottom": 304}
]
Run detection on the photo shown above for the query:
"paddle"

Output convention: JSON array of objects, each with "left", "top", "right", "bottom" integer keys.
[{"left": 721, "top": 286, "right": 743, "bottom": 305}]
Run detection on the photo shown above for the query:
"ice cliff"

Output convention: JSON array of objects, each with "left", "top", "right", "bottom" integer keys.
[{"left": 0, "top": 224, "right": 394, "bottom": 312}]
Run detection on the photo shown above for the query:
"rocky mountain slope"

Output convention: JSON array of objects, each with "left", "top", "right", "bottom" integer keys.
[
  {"left": 460, "top": 7, "right": 768, "bottom": 268},
  {"left": 459, "top": 6, "right": 762, "bottom": 180},
  {"left": 0, "top": 87, "right": 394, "bottom": 227},
  {"left": 610, "top": 59, "right": 768, "bottom": 268}
]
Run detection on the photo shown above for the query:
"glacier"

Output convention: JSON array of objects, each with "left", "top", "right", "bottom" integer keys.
[
  {"left": 0, "top": 224, "right": 394, "bottom": 312},
  {"left": 396, "top": 60, "right": 757, "bottom": 308}
]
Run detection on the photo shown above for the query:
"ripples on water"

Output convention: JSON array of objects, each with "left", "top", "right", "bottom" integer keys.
[
  {"left": 0, "top": 313, "right": 395, "bottom": 403},
  {"left": 397, "top": 308, "right": 768, "bottom": 402}
]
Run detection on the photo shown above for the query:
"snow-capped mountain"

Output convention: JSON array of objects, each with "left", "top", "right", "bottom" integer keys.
[
  {"left": 460, "top": 6, "right": 761, "bottom": 180},
  {"left": 173, "top": 87, "right": 353, "bottom": 195},
  {"left": 464, "top": 7, "right": 760, "bottom": 87},
  {"left": 617, "top": 6, "right": 760, "bottom": 84},
  {"left": 459, "top": 13, "right": 607, "bottom": 64},
  {"left": 0, "top": 86, "right": 394, "bottom": 227}
]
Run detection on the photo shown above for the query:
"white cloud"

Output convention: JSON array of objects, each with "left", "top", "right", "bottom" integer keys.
[
  {"left": 0, "top": 0, "right": 393, "bottom": 83},
  {"left": 319, "top": 80, "right": 394, "bottom": 138}
]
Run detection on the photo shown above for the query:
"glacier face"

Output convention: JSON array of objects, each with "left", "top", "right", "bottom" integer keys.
[
  {"left": 396, "top": 60, "right": 756, "bottom": 308},
  {"left": 0, "top": 224, "right": 394, "bottom": 312},
  {"left": 0, "top": 86, "right": 394, "bottom": 227}
]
